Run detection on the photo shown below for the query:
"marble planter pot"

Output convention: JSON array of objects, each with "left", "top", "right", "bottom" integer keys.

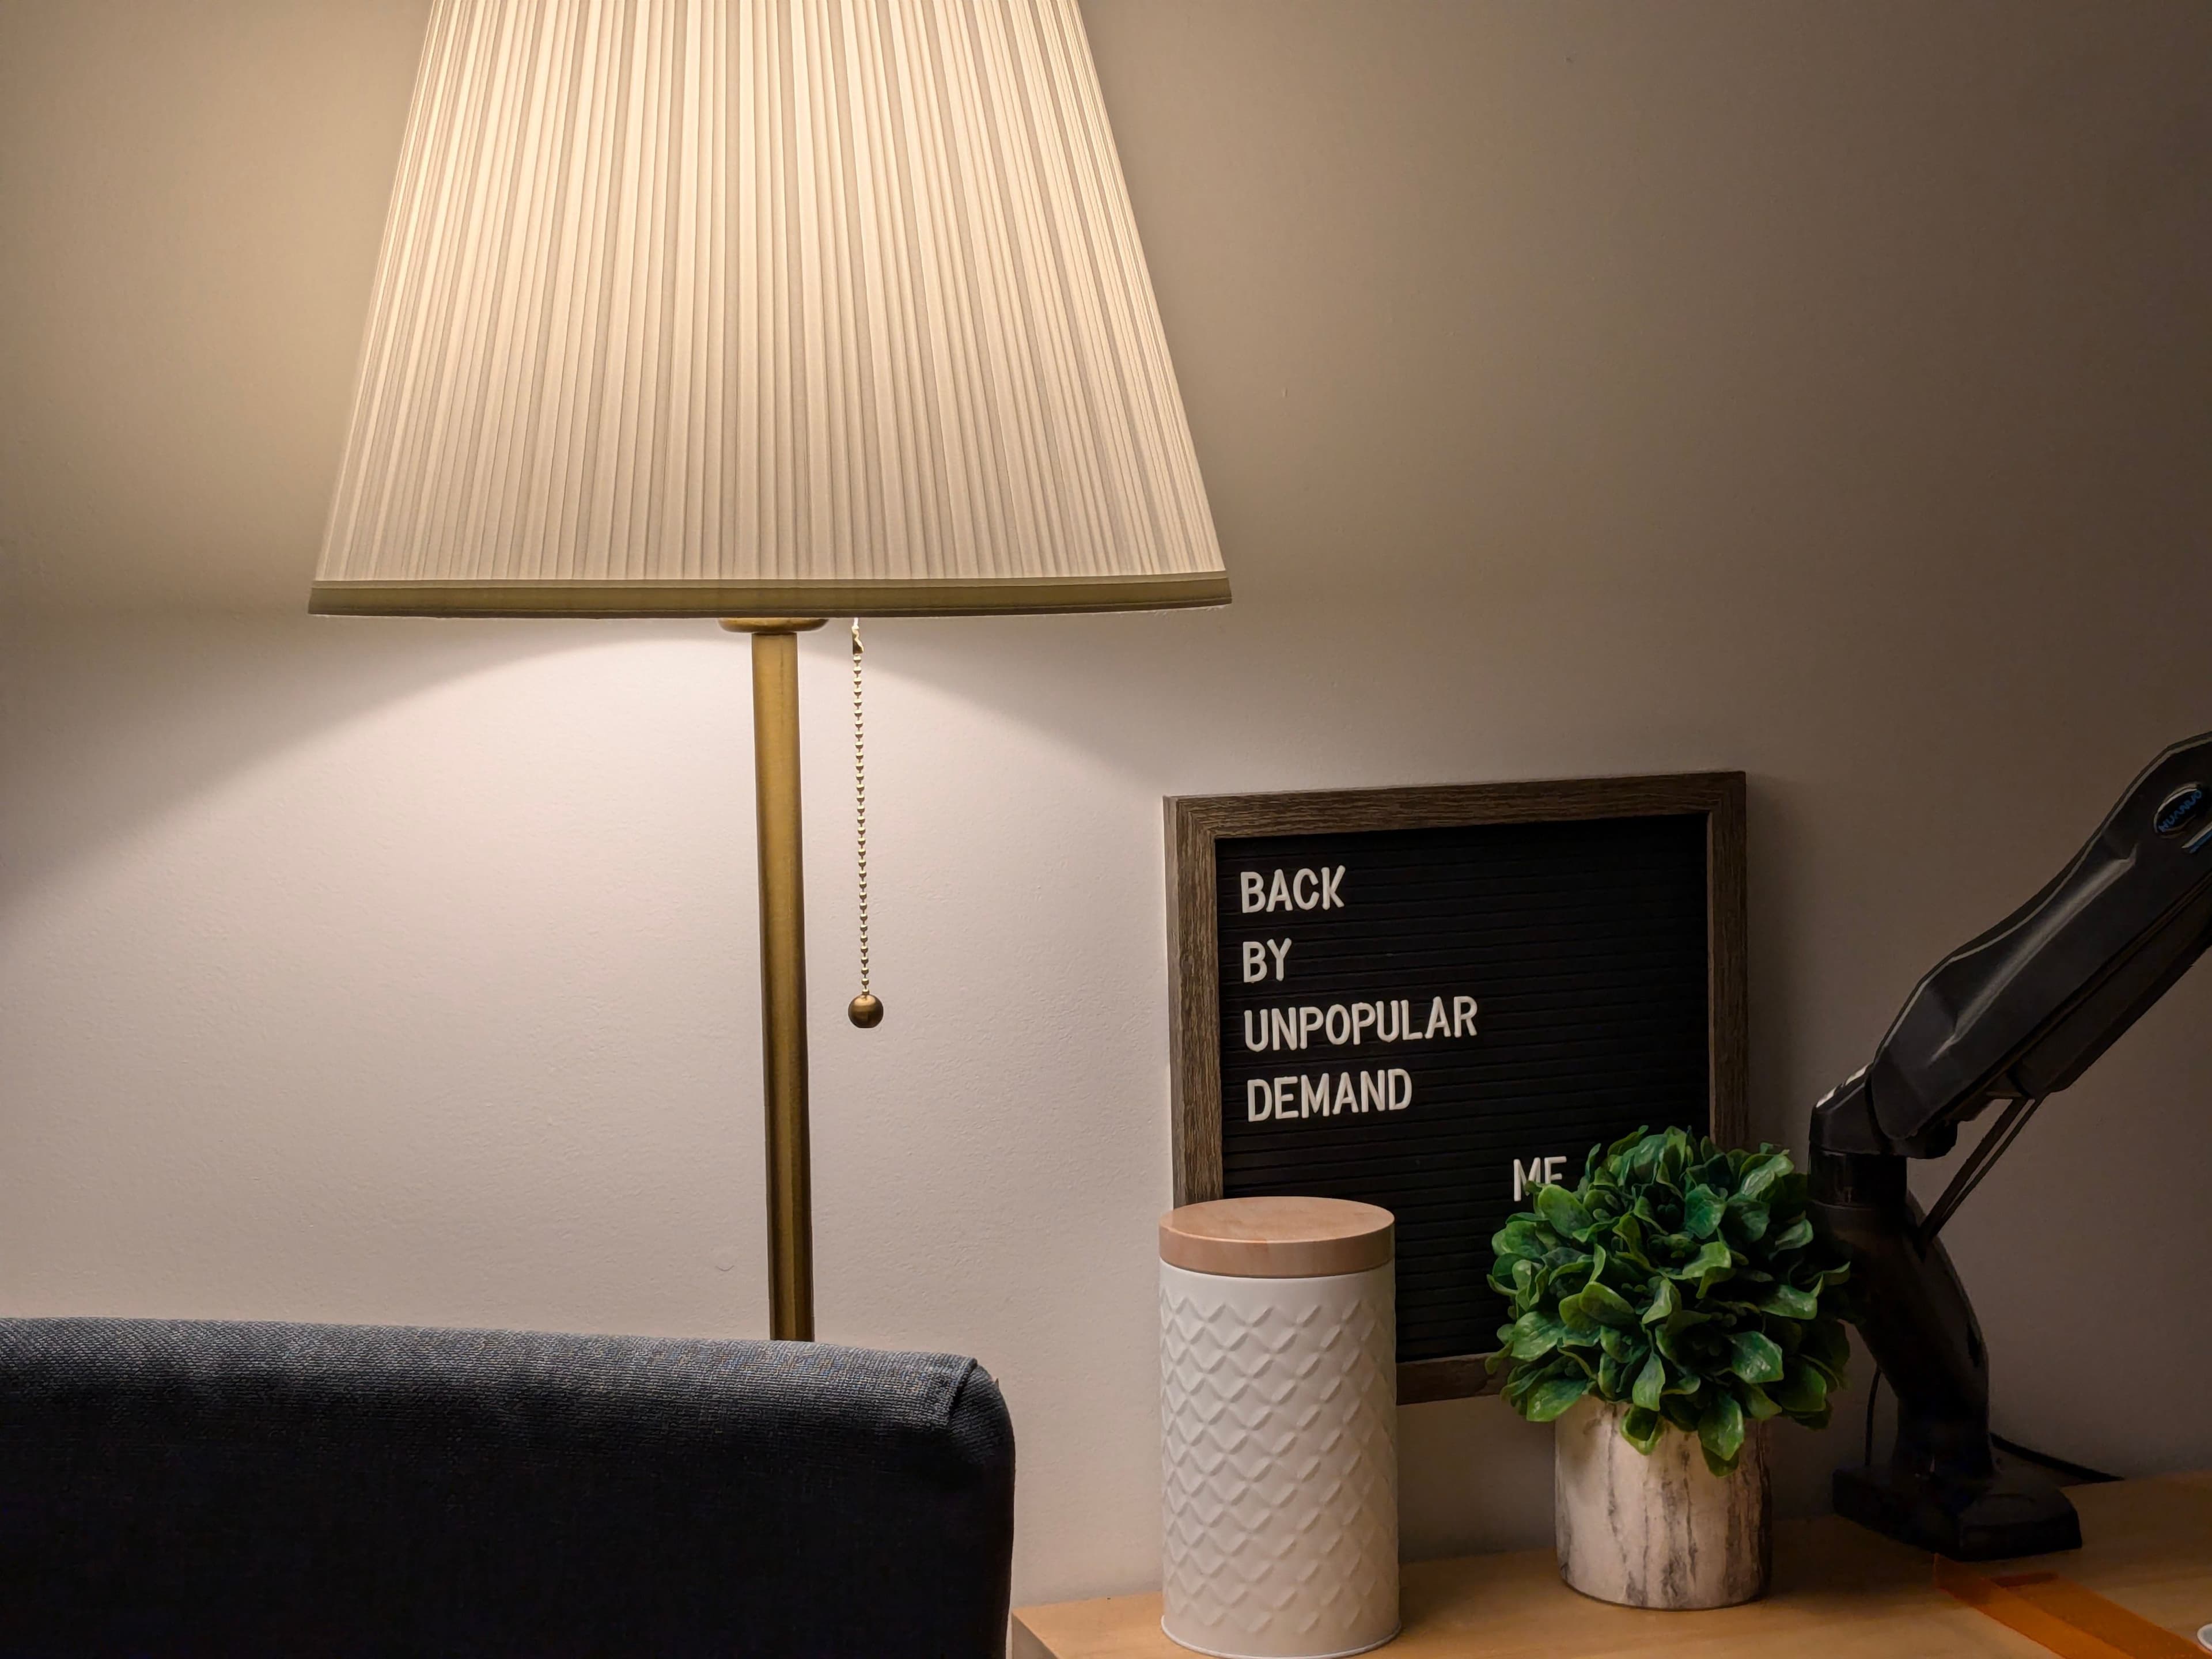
[{"left": 1554, "top": 1398, "right": 1772, "bottom": 1609}]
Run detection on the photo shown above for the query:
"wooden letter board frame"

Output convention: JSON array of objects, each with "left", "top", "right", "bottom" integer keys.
[{"left": 1166, "top": 772, "right": 1748, "bottom": 1405}]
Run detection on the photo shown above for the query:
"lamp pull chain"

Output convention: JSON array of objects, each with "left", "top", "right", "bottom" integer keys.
[{"left": 847, "top": 620, "right": 882, "bottom": 1029}]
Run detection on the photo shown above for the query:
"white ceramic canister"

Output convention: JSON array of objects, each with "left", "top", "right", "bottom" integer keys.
[{"left": 1158, "top": 1196, "right": 1399, "bottom": 1659}]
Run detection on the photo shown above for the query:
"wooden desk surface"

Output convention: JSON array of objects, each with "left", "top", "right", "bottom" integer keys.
[{"left": 1013, "top": 1472, "right": 2212, "bottom": 1658}]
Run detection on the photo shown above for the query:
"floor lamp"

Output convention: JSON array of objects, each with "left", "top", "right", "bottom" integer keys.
[{"left": 309, "top": 0, "right": 1227, "bottom": 1340}]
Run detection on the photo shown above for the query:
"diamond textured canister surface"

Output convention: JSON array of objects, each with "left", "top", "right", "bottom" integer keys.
[{"left": 1160, "top": 1260, "right": 1397, "bottom": 1658}]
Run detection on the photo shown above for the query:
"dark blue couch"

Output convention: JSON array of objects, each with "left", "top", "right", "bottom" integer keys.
[{"left": 0, "top": 1317, "right": 1016, "bottom": 1656}]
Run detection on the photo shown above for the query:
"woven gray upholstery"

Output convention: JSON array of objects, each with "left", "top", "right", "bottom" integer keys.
[{"left": 0, "top": 1317, "right": 1015, "bottom": 1657}]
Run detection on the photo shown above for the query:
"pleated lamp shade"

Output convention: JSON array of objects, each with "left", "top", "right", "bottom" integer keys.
[{"left": 312, "top": 0, "right": 1228, "bottom": 618}]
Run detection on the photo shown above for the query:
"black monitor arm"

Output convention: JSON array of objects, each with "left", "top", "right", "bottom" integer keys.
[{"left": 1809, "top": 732, "right": 2212, "bottom": 1559}]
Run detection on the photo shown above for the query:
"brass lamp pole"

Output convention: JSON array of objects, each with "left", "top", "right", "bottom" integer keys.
[{"left": 723, "top": 619, "right": 824, "bottom": 1340}]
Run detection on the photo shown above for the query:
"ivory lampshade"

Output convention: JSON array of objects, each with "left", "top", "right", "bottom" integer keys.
[{"left": 312, "top": 0, "right": 1226, "bottom": 618}]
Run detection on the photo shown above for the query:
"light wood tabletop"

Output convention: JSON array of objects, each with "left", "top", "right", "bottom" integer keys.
[{"left": 1013, "top": 1472, "right": 2212, "bottom": 1659}]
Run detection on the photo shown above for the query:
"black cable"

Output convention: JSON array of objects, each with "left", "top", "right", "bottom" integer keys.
[
  {"left": 1863, "top": 1367, "right": 1881, "bottom": 1468},
  {"left": 1919, "top": 1093, "right": 2046, "bottom": 1245},
  {"left": 1991, "top": 1434, "right": 2121, "bottom": 1486},
  {"left": 1918, "top": 1092, "right": 2039, "bottom": 1243}
]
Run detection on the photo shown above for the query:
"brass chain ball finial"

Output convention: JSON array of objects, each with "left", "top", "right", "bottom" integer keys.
[{"left": 848, "top": 619, "right": 881, "bottom": 1029}]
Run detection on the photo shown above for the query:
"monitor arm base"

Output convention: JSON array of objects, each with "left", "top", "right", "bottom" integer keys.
[
  {"left": 1831, "top": 1461, "right": 2080, "bottom": 1560},
  {"left": 1806, "top": 731, "right": 2212, "bottom": 1562}
]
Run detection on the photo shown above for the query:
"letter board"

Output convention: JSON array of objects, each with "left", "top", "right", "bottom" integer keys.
[{"left": 1166, "top": 774, "right": 1747, "bottom": 1404}]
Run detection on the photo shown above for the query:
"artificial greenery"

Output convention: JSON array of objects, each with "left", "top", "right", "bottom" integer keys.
[{"left": 1487, "top": 1126, "right": 1852, "bottom": 1476}]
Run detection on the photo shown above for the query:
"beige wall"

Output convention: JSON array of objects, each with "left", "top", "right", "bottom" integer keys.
[{"left": 4, "top": 0, "right": 2210, "bottom": 1606}]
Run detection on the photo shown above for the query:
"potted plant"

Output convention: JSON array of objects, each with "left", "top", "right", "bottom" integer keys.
[{"left": 1488, "top": 1126, "right": 1853, "bottom": 1609}]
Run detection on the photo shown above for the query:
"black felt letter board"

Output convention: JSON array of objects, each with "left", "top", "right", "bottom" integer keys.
[{"left": 1167, "top": 776, "right": 1746, "bottom": 1402}]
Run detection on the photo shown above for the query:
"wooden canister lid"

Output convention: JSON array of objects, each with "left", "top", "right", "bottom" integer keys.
[{"left": 1159, "top": 1196, "right": 1395, "bottom": 1279}]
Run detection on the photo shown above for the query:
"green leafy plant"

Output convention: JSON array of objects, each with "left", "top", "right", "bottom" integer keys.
[{"left": 1487, "top": 1126, "right": 1852, "bottom": 1476}]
